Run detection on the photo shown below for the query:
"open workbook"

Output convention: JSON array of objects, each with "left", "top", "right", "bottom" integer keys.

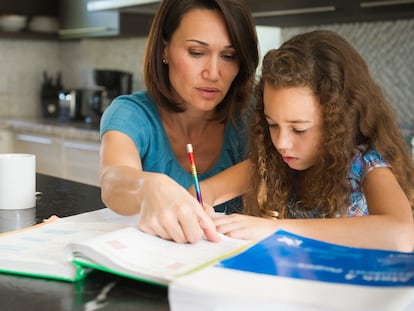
[
  {"left": 66, "top": 226, "right": 252, "bottom": 286},
  {"left": 0, "top": 208, "right": 252, "bottom": 283}
]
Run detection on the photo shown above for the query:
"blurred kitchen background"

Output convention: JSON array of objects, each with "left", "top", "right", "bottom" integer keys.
[{"left": 0, "top": 0, "right": 413, "bottom": 186}]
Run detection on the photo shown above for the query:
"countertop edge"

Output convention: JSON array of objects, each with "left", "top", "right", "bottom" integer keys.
[{"left": 0, "top": 118, "right": 100, "bottom": 142}]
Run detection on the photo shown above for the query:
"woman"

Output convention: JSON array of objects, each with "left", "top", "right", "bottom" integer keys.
[
  {"left": 99, "top": 0, "right": 259, "bottom": 243},
  {"left": 197, "top": 30, "right": 414, "bottom": 252}
]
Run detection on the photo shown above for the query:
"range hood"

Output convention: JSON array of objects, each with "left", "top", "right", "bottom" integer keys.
[
  {"left": 87, "top": 0, "right": 160, "bottom": 14},
  {"left": 87, "top": 0, "right": 414, "bottom": 27}
]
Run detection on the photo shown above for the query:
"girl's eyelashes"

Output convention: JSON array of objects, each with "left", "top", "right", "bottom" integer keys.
[
  {"left": 293, "top": 129, "right": 307, "bottom": 135},
  {"left": 266, "top": 122, "right": 308, "bottom": 135}
]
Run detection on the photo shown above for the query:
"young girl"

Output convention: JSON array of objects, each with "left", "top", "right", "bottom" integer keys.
[{"left": 198, "top": 30, "right": 414, "bottom": 252}]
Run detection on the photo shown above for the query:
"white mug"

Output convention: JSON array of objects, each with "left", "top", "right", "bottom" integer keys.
[
  {"left": 0, "top": 153, "right": 36, "bottom": 210},
  {"left": 0, "top": 208, "right": 36, "bottom": 233}
]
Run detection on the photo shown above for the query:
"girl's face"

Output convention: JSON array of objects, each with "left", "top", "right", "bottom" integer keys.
[
  {"left": 163, "top": 9, "right": 240, "bottom": 113},
  {"left": 263, "top": 83, "right": 323, "bottom": 171}
]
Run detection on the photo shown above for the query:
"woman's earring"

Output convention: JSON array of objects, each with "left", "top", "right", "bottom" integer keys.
[{"left": 162, "top": 59, "right": 167, "bottom": 64}]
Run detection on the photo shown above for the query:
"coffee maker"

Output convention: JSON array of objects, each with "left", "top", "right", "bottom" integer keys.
[
  {"left": 93, "top": 69, "right": 133, "bottom": 112},
  {"left": 83, "top": 69, "right": 133, "bottom": 125}
]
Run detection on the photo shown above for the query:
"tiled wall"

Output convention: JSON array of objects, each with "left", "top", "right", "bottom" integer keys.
[
  {"left": 0, "top": 37, "right": 147, "bottom": 118},
  {"left": 0, "top": 40, "right": 60, "bottom": 117},
  {"left": 0, "top": 19, "right": 413, "bottom": 127},
  {"left": 58, "top": 37, "right": 148, "bottom": 93},
  {"left": 280, "top": 19, "right": 414, "bottom": 127}
]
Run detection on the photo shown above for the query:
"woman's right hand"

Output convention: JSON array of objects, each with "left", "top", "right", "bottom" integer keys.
[
  {"left": 100, "top": 131, "right": 219, "bottom": 244},
  {"left": 188, "top": 182, "right": 216, "bottom": 217},
  {"left": 137, "top": 173, "right": 220, "bottom": 243}
]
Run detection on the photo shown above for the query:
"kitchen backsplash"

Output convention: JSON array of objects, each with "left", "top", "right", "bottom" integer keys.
[
  {"left": 58, "top": 38, "right": 147, "bottom": 94},
  {"left": 281, "top": 19, "right": 414, "bottom": 128},
  {"left": 0, "top": 40, "right": 61, "bottom": 117},
  {"left": 0, "top": 19, "right": 413, "bottom": 127},
  {"left": 0, "top": 37, "right": 147, "bottom": 118}
]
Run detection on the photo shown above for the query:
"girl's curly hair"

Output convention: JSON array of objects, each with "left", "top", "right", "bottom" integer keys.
[{"left": 244, "top": 30, "right": 414, "bottom": 219}]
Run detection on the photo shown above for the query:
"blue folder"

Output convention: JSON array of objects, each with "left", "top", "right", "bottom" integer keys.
[{"left": 219, "top": 230, "right": 414, "bottom": 287}]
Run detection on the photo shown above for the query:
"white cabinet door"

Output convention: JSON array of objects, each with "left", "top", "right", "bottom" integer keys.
[
  {"left": 63, "top": 139, "right": 100, "bottom": 186},
  {"left": 0, "top": 129, "right": 13, "bottom": 153},
  {"left": 13, "top": 132, "right": 63, "bottom": 177}
]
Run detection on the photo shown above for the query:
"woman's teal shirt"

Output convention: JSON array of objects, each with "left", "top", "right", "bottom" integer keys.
[{"left": 100, "top": 90, "right": 249, "bottom": 213}]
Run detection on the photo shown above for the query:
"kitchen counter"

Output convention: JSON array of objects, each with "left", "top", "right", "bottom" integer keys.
[
  {"left": 0, "top": 117, "right": 100, "bottom": 142},
  {"left": 0, "top": 117, "right": 102, "bottom": 186},
  {"left": 0, "top": 174, "right": 169, "bottom": 311}
]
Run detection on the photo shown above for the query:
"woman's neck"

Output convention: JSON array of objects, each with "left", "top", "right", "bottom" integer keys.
[
  {"left": 158, "top": 106, "right": 224, "bottom": 174},
  {"left": 159, "top": 106, "right": 216, "bottom": 143}
]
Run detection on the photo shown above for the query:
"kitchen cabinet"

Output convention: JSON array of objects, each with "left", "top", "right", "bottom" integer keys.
[
  {"left": 0, "top": 129, "right": 13, "bottom": 153},
  {"left": 59, "top": 0, "right": 118, "bottom": 38},
  {"left": 0, "top": 0, "right": 59, "bottom": 40},
  {"left": 12, "top": 128, "right": 100, "bottom": 186},
  {"left": 13, "top": 132, "right": 63, "bottom": 178},
  {"left": 90, "top": 0, "right": 414, "bottom": 27},
  {"left": 0, "top": 0, "right": 57, "bottom": 17},
  {"left": 62, "top": 139, "right": 100, "bottom": 186},
  {"left": 59, "top": 0, "right": 153, "bottom": 39},
  {"left": 0, "top": 0, "right": 152, "bottom": 40}
]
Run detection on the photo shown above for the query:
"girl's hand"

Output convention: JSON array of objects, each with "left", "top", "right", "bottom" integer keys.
[{"left": 213, "top": 213, "right": 279, "bottom": 241}]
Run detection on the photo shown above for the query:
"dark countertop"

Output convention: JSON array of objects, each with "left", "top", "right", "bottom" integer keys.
[{"left": 0, "top": 174, "right": 169, "bottom": 311}]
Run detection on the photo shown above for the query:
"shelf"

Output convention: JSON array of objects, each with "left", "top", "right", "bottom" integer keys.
[{"left": 0, "top": 31, "right": 59, "bottom": 40}]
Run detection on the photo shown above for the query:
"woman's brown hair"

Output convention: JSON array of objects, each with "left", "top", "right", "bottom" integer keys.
[
  {"left": 246, "top": 30, "right": 414, "bottom": 218},
  {"left": 143, "top": 0, "right": 259, "bottom": 124}
]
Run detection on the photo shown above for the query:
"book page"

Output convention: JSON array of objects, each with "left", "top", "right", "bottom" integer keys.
[
  {"left": 60, "top": 207, "right": 140, "bottom": 225},
  {"left": 67, "top": 227, "right": 253, "bottom": 285},
  {"left": 0, "top": 218, "right": 129, "bottom": 281}
]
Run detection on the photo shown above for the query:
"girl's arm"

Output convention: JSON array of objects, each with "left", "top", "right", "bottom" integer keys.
[
  {"left": 195, "top": 160, "right": 252, "bottom": 207},
  {"left": 214, "top": 167, "right": 414, "bottom": 252}
]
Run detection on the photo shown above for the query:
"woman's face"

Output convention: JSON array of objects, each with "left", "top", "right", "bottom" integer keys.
[
  {"left": 263, "top": 84, "right": 323, "bottom": 171},
  {"left": 163, "top": 9, "right": 240, "bottom": 112}
]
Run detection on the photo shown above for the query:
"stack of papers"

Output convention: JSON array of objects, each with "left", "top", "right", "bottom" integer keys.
[{"left": 169, "top": 230, "right": 414, "bottom": 311}]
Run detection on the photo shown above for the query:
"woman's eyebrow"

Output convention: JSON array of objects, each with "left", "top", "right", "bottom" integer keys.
[
  {"left": 186, "top": 39, "right": 233, "bottom": 49},
  {"left": 186, "top": 39, "right": 208, "bottom": 46}
]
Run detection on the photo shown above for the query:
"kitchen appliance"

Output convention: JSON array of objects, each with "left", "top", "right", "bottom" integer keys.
[
  {"left": 41, "top": 71, "right": 63, "bottom": 118},
  {"left": 58, "top": 89, "right": 103, "bottom": 122},
  {"left": 93, "top": 69, "right": 133, "bottom": 112}
]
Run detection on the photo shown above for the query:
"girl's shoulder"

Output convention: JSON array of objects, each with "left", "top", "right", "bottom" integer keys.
[{"left": 350, "top": 145, "right": 390, "bottom": 181}]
